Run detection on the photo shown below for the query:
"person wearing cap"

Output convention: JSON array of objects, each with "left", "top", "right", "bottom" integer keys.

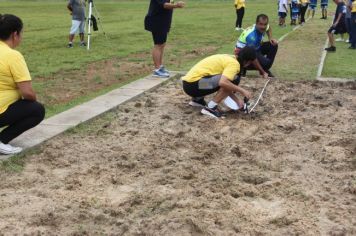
[
  {"left": 235, "top": 14, "right": 278, "bottom": 78},
  {"left": 181, "top": 46, "right": 257, "bottom": 119}
]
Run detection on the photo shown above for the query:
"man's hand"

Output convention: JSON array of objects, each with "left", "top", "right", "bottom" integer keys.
[
  {"left": 241, "top": 89, "right": 252, "bottom": 100},
  {"left": 176, "top": 1, "right": 185, "bottom": 8},
  {"left": 270, "top": 38, "right": 278, "bottom": 46},
  {"left": 332, "top": 22, "right": 338, "bottom": 28},
  {"left": 262, "top": 72, "right": 269, "bottom": 79}
]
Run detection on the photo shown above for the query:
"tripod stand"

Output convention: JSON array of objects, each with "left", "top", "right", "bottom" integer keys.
[{"left": 87, "top": 0, "right": 108, "bottom": 50}]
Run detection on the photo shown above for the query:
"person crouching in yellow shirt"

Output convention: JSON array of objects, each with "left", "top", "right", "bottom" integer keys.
[
  {"left": 0, "top": 14, "right": 45, "bottom": 155},
  {"left": 181, "top": 46, "right": 256, "bottom": 119},
  {"left": 235, "top": 0, "right": 246, "bottom": 30}
]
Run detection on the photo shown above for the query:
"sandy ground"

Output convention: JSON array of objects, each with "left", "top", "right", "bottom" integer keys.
[{"left": 0, "top": 78, "right": 355, "bottom": 235}]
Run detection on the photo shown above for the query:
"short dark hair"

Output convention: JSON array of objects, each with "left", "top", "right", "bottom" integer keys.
[
  {"left": 237, "top": 46, "right": 257, "bottom": 64},
  {"left": 0, "top": 14, "right": 23, "bottom": 40},
  {"left": 256, "top": 14, "right": 269, "bottom": 24}
]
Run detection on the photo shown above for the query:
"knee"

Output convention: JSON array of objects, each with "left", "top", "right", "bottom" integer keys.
[{"left": 32, "top": 102, "right": 46, "bottom": 122}]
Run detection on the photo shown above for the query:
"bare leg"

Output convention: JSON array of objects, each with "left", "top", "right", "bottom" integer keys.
[
  {"left": 152, "top": 43, "right": 165, "bottom": 69},
  {"left": 328, "top": 32, "right": 335, "bottom": 47},
  {"left": 69, "top": 34, "right": 75, "bottom": 43},
  {"left": 212, "top": 88, "right": 231, "bottom": 104},
  {"left": 79, "top": 33, "right": 84, "bottom": 42}
]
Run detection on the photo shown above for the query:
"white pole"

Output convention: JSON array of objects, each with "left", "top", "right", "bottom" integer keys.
[{"left": 87, "top": 2, "right": 92, "bottom": 50}]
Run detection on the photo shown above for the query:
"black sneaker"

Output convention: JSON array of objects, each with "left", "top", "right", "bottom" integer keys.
[
  {"left": 201, "top": 106, "right": 224, "bottom": 118},
  {"left": 348, "top": 46, "right": 356, "bottom": 50},
  {"left": 67, "top": 43, "right": 73, "bottom": 48},
  {"left": 189, "top": 97, "right": 207, "bottom": 107},
  {"left": 267, "top": 70, "right": 275, "bottom": 78},
  {"left": 240, "top": 68, "right": 247, "bottom": 77},
  {"left": 80, "top": 42, "right": 87, "bottom": 47},
  {"left": 325, "top": 46, "right": 336, "bottom": 52}
]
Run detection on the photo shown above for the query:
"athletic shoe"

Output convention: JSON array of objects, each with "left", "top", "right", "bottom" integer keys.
[
  {"left": 189, "top": 98, "right": 207, "bottom": 107},
  {"left": 349, "top": 46, "right": 356, "bottom": 50},
  {"left": 335, "top": 38, "right": 344, "bottom": 42},
  {"left": 67, "top": 43, "right": 73, "bottom": 48},
  {"left": 80, "top": 42, "right": 87, "bottom": 47},
  {"left": 159, "top": 65, "right": 170, "bottom": 76},
  {"left": 325, "top": 46, "right": 336, "bottom": 52},
  {"left": 240, "top": 68, "right": 247, "bottom": 77},
  {"left": 235, "top": 27, "right": 241, "bottom": 31},
  {"left": 267, "top": 70, "right": 275, "bottom": 78},
  {"left": 153, "top": 69, "right": 169, "bottom": 78},
  {"left": 345, "top": 39, "right": 350, "bottom": 43},
  {"left": 201, "top": 106, "right": 224, "bottom": 118},
  {"left": 0, "top": 142, "right": 22, "bottom": 155}
]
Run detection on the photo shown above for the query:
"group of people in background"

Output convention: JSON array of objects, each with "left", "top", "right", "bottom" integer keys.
[{"left": 278, "top": 0, "right": 329, "bottom": 27}]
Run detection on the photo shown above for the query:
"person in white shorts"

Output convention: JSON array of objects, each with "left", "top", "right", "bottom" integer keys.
[{"left": 67, "top": 0, "right": 86, "bottom": 48}]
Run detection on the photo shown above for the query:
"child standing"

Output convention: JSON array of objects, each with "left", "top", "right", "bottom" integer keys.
[
  {"left": 279, "top": 0, "right": 289, "bottom": 26},
  {"left": 235, "top": 0, "right": 246, "bottom": 30},
  {"left": 307, "top": 0, "right": 318, "bottom": 18},
  {"left": 321, "top": 0, "right": 329, "bottom": 19},
  {"left": 291, "top": 0, "right": 300, "bottom": 25},
  {"left": 325, "top": 0, "right": 347, "bottom": 51},
  {"left": 300, "top": 0, "right": 309, "bottom": 24}
]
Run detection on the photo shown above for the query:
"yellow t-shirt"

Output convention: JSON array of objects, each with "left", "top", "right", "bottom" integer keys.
[
  {"left": 0, "top": 41, "right": 31, "bottom": 114},
  {"left": 182, "top": 54, "right": 240, "bottom": 83},
  {"left": 235, "top": 0, "right": 246, "bottom": 9},
  {"left": 352, "top": 1, "right": 356, "bottom": 13}
]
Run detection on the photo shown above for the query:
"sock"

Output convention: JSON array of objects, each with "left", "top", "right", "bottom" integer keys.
[
  {"left": 69, "top": 42, "right": 73, "bottom": 44},
  {"left": 208, "top": 101, "right": 217, "bottom": 109}
]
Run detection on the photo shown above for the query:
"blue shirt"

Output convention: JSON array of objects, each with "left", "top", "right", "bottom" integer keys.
[
  {"left": 236, "top": 24, "right": 268, "bottom": 50},
  {"left": 321, "top": 0, "right": 328, "bottom": 5},
  {"left": 310, "top": 0, "right": 317, "bottom": 6}
]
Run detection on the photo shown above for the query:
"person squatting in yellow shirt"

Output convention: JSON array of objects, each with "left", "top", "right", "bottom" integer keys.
[
  {"left": 235, "top": 0, "right": 246, "bottom": 30},
  {"left": 181, "top": 47, "right": 257, "bottom": 119},
  {"left": 0, "top": 14, "right": 45, "bottom": 155}
]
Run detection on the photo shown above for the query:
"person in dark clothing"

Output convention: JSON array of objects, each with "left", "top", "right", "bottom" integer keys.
[
  {"left": 144, "top": 0, "right": 185, "bottom": 77},
  {"left": 325, "top": 0, "right": 347, "bottom": 52}
]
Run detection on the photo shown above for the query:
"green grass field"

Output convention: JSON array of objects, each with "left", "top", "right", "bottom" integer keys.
[{"left": 1, "top": 0, "right": 353, "bottom": 117}]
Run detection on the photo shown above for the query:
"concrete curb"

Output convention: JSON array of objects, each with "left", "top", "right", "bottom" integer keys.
[{"left": 0, "top": 72, "right": 184, "bottom": 161}]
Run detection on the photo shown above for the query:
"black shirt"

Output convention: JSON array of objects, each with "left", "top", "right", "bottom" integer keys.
[
  {"left": 334, "top": 2, "right": 346, "bottom": 24},
  {"left": 144, "top": 0, "right": 173, "bottom": 33}
]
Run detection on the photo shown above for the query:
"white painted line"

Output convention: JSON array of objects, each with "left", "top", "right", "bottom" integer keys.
[
  {"left": 317, "top": 38, "right": 330, "bottom": 79},
  {"left": 317, "top": 77, "right": 355, "bottom": 82},
  {"left": 278, "top": 17, "right": 311, "bottom": 43}
]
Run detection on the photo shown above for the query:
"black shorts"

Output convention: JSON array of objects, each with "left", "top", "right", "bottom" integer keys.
[
  {"left": 152, "top": 31, "right": 168, "bottom": 45},
  {"left": 183, "top": 75, "right": 240, "bottom": 98},
  {"left": 328, "top": 24, "right": 347, "bottom": 35},
  {"left": 279, "top": 12, "right": 287, "bottom": 19}
]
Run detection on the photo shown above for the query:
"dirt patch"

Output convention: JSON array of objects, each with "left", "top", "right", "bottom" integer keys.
[{"left": 0, "top": 78, "right": 355, "bottom": 235}]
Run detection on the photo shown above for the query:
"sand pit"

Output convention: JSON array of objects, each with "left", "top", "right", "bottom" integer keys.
[{"left": 0, "top": 78, "right": 355, "bottom": 235}]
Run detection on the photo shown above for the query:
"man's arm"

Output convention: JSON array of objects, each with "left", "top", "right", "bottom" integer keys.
[
  {"left": 163, "top": 1, "right": 185, "bottom": 9},
  {"left": 17, "top": 81, "right": 36, "bottom": 101},
  {"left": 219, "top": 76, "right": 251, "bottom": 99},
  {"left": 252, "top": 59, "right": 269, "bottom": 79},
  {"left": 267, "top": 26, "right": 278, "bottom": 46},
  {"left": 333, "top": 13, "right": 343, "bottom": 27}
]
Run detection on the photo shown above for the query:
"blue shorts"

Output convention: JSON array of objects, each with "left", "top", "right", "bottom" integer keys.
[
  {"left": 321, "top": 4, "right": 328, "bottom": 9},
  {"left": 309, "top": 5, "right": 317, "bottom": 10}
]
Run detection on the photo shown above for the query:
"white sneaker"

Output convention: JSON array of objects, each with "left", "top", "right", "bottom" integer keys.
[
  {"left": 335, "top": 38, "right": 344, "bottom": 42},
  {"left": 235, "top": 27, "right": 241, "bottom": 31},
  {"left": 0, "top": 142, "right": 22, "bottom": 155},
  {"left": 346, "top": 39, "right": 350, "bottom": 43}
]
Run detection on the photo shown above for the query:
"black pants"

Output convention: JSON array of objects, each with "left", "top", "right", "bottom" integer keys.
[
  {"left": 0, "top": 100, "right": 45, "bottom": 144},
  {"left": 245, "top": 42, "right": 278, "bottom": 72},
  {"left": 300, "top": 4, "right": 308, "bottom": 23},
  {"left": 236, "top": 7, "right": 245, "bottom": 28}
]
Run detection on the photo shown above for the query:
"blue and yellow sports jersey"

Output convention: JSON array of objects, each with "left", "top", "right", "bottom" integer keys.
[
  {"left": 236, "top": 24, "right": 269, "bottom": 50},
  {"left": 291, "top": 0, "right": 300, "bottom": 13},
  {"left": 321, "top": 0, "right": 328, "bottom": 5}
]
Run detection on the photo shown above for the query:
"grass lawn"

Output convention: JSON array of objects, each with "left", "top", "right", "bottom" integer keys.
[
  {"left": 2, "top": 0, "right": 300, "bottom": 117},
  {"left": 322, "top": 38, "right": 356, "bottom": 79}
]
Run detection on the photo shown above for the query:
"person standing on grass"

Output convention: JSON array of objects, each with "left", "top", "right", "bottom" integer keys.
[
  {"left": 321, "top": 0, "right": 329, "bottom": 19},
  {"left": 300, "top": 0, "right": 309, "bottom": 24},
  {"left": 349, "top": 0, "right": 356, "bottom": 49},
  {"left": 279, "top": 0, "right": 289, "bottom": 27},
  {"left": 235, "top": 14, "right": 278, "bottom": 78},
  {"left": 181, "top": 47, "right": 256, "bottom": 119},
  {"left": 67, "top": 0, "right": 86, "bottom": 48},
  {"left": 291, "top": 0, "right": 300, "bottom": 25},
  {"left": 144, "top": 0, "right": 185, "bottom": 78},
  {"left": 235, "top": 0, "right": 246, "bottom": 31},
  {"left": 345, "top": 0, "right": 352, "bottom": 43},
  {"left": 0, "top": 14, "right": 45, "bottom": 155},
  {"left": 325, "top": 0, "right": 347, "bottom": 51},
  {"left": 307, "top": 0, "right": 318, "bottom": 18}
]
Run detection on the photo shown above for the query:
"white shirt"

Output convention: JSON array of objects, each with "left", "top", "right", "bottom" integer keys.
[{"left": 279, "top": 0, "right": 288, "bottom": 12}]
